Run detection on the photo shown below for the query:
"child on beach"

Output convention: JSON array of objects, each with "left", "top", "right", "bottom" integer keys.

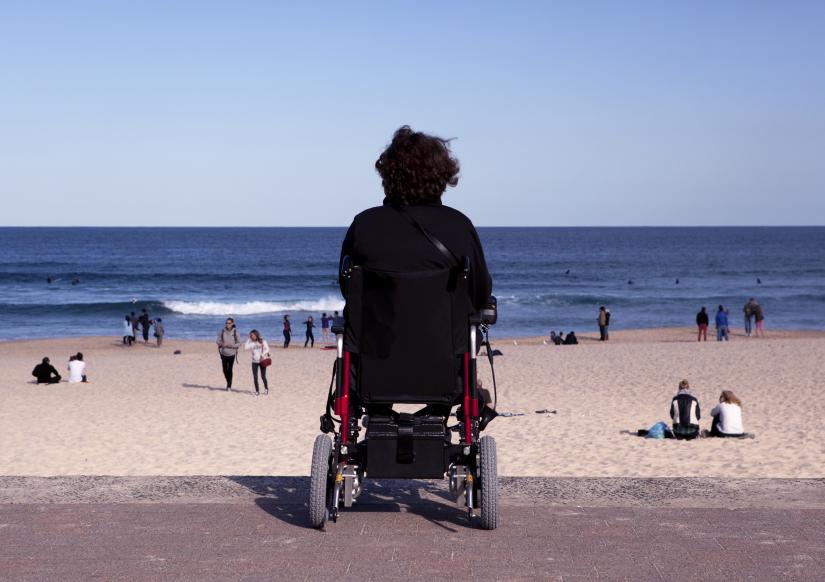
[
  {"left": 670, "top": 379, "right": 700, "bottom": 440},
  {"left": 708, "top": 391, "right": 744, "bottom": 437},
  {"left": 243, "top": 329, "right": 270, "bottom": 396}
]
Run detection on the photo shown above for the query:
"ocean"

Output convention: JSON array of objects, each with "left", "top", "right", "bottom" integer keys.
[{"left": 0, "top": 227, "right": 823, "bottom": 341}]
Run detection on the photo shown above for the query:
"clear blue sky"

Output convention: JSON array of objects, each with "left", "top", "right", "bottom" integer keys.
[{"left": 2, "top": 1, "right": 823, "bottom": 226}]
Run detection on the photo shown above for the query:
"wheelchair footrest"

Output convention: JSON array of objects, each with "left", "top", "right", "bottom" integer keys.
[{"left": 365, "top": 414, "right": 448, "bottom": 479}]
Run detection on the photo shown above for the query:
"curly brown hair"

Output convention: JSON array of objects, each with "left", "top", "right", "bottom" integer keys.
[{"left": 375, "top": 126, "right": 460, "bottom": 205}]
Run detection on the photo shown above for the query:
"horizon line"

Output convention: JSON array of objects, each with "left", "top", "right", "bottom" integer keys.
[{"left": 1, "top": 224, "right": 824, "bottom": 229}]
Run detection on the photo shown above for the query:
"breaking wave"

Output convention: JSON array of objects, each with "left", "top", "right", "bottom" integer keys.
[{"left": 162, "top": 296, "right": 345, "bottom": 316}]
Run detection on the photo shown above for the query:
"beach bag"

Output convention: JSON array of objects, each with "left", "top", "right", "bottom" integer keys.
[
  {"left": 259, "top": 351, "right": 272, "bottom": 368},
  {"left": 646, "top": 421, "right": 669, "bottom": 439}
]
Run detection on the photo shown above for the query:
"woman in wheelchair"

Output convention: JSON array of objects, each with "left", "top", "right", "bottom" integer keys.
[{"left": 310, "top": 126, "right": 499, "bottom": 530}]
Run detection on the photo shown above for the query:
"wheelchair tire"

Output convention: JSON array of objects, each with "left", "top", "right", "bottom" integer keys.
[
  {"left": 309, "top": 434, "right": 332, "bottom": 529},
  {"left": 479, "top": 435, "right": 499, "bottom": 530}
]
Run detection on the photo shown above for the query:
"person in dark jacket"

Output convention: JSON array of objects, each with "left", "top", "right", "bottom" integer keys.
[
  {"left": 338, "top": 126, "right": 493, "bottom": 417},
  {"left": 139, "top": 309, "right": 151, "bottom": 343},
  {"left": 670, "top": 379, "right": 701, "bottom": 440},
  {"left": 715, "top": 305, "right": 729, "bottom": 341},
  {"left": 563, "top": 331, "right": 578, "bottom": 345},
  {"left": 696, "top": 306, "right": 709, "bottom": 342},
  {"left": 32, "top": 357, "right": 61, "bottom": 384},
  {"left": 339, "top": 126, "right": 491, "bottom": 313}
]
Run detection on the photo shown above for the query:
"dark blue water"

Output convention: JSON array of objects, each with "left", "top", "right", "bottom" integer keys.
[{"left": 0, "top": 227, "right": 823, "bottom": 340}]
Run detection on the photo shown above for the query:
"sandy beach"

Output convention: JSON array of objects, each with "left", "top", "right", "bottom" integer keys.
[{"left": 2, "top": 328, "right": 824, "bottom": 478}]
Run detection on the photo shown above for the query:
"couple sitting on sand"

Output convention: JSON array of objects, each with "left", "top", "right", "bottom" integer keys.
[
  {"left": 669, "top": 380, "right": 745, "bottom": 440},
  {"left": 31, "top": 353, "right": 88, "bottom": 384}
]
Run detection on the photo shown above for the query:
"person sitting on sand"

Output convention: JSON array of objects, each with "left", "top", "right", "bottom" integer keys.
[
  {"left": 549, "top": 331, "right": 557, "bottom": 344},
  {"left": 67, "top": 352, "right": 87, "bottom": 383},
  {"left": 670, "top": 379, "right": 700, "bottom": 440},
  {"left": 563, "top": 331, "right": 578, "bottom": 345},
  {"left": 708, "top": 390, "right": 744, "bottom": 437},
  {"left": 32, "top": 357, "right": 61, "bottom": 384}
]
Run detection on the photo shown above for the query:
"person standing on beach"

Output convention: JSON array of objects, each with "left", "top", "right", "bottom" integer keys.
[
  {"left": 304, "top": 316, "right": 315, "bottom": 348},
  {"left": 139, "top": 309, "right": 151, "bottom": 343},
  {"left": 320, "top": 313, "right": 330, "bottom": 343},
  {"left": 696, "top": 307, "right": 709, "bottom": 341},
  {"left": 122, "top": 315, "right": 135, "bottom": 346},
  {"left": 216, "top": 318, "right": 240, "bottom": 390},
  {"left": 752, "top": 299, "right": 765, "bottom": 337},
  {"left": 597, "top": 306, "right": 608, "bottom": 341},
  {"left": 282, "top": 315, "right": 292, "bottom": 348},
  {"left": 715, "top": 305, "right": 729, "bottom": 341},
  {"left": 243, "top": 329, "right": 270, "bottom": 395},
  {"left": 153, "top": 318, "right": 165, "bottom": 348},
  {"left": 742, "top": 299, "right": 755, "bottom": 337},
  {"left": 130, "top": 312, "right": 140, "bottom": 337},
  {"left": 32, "top": 357, "right": 61, "bottom": 384}
]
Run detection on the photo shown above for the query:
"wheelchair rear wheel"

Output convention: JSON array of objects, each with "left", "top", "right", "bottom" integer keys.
[
  {"left": 309, "top": 434, "right": 333, "bottom": 529},
  {"left": 479, "top": 435, "right": 499, "bottom": 530}
]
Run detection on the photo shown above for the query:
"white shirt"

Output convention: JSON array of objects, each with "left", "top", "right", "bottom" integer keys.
[
  {"left": 67, "top": 360, "right": 86, "bottom": 383},
  {"left": 123, "top": 321, "right": 134, "bottom": 336},
  {"left": 243, "top": 339, "right": 270, "bottom": 363},
  {"left": 710, "top": 402, "right": 744, "bottom": 435}
]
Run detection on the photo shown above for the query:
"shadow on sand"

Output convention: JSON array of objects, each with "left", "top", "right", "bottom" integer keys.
[
  {"left": 228, "top": 476, "right": 470, "bottom": 532},
  {"left": 181, "top": 383, "right": 257, "bottom": 396}
]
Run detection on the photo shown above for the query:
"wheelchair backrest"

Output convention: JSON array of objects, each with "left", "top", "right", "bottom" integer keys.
[{"left": 343, "top": 265, "right": 473, "bottom": 405}]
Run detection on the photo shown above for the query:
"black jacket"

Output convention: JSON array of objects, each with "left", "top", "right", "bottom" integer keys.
[
  {"left": 32, "top": 363, "right": 61, "bottom": 383},
  {"left": 696, "top": 311, "right": 709, "bottom": 326},
  {"left": 339, "top": 199, "right": 492, "bottom": 311}
]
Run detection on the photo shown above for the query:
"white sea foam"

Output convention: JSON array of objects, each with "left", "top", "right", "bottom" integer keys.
[{"left": 163, "top": 296, "right": 345, "bottom": 316}]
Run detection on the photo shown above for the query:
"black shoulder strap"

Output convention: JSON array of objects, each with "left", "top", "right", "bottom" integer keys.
[{"left": 392, "top": 204, "right": 460, "bottom": 266}]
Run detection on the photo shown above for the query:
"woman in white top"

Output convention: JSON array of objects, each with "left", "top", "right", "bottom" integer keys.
[
  {"left": 709, "top": 390, "right": 744, "bottom": 437},
  {"left": 243, "top": 330, "right": 270, "bottom": 396},
  {"left": 122, "top": 316, "right": 135, "bottom": 346},
  {"left": 67, "top": 352, "right": 87, "bottom": 383}
]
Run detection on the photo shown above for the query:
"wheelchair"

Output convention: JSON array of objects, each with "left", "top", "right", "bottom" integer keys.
[{"left": 309, "top": 259, "right": 500, "bottom": 530}]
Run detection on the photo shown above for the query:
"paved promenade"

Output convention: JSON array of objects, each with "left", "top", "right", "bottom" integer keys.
[{"left": 1, "top": 477, "right": 824, "bottom": 581}]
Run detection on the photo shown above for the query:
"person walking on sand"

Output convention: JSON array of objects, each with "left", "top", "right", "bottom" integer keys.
[
  {"left": 130, "top": 311, "right": 140, "bottom": 337},
  {"left": 743, "top": 299, "right": 755, "bottom": 337},
  {"left": 153, "top": 318, "right": 165, "bottom": 348},
  {"left": 708, "top": 390, "right": 744, "bottom": 437},
  {"left": 32, "top": 357, "right": 61, "bottom": 384},
  {"left": 216, "top": 318, "right": 241, "bottom": 390},
  {"left": 320, "top": 313, "right": 330, "bottom": 343},
  {"left": 715, "top": 305, "right": 729, "bottom": 341},
  {"left": 597, "top": 306, "right": 609, "bottom": 341},
  {"left": 696, "top": 306, "right": 709, "bottom": 342},
  {"left": 282, "top": 315, "right": 292, "bottom": 348},
  {"left": 122, "top": 315, "right": 135, "bottom": 346},
  {"left": 670, "top": 379, "right": 700, "bottom": 440},
  {"left": 243, "top": 329, "right": 270, "bottom": 395},
  {"left": 752, "top": 299, "right": 765, "bottom": 337},
  {"left": 304, "top": 315, "right": 315, "bottom": 348}
]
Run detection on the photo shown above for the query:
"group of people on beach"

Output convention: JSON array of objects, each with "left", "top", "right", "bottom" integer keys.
[
  {"left": 122, "top": 309, "right": 164, "bottom": 347},
  {"left": 215, "top": 311, "right": 340, "bottom": 394},
  {"left": 696, "top": 298, "right": 765, "bottom": 342},
  {"left": 31, "top": 353, "right": 88, "bottom": 384},
  {"left": 281, "top": 311, "right": 339, "bottom": 349}
]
